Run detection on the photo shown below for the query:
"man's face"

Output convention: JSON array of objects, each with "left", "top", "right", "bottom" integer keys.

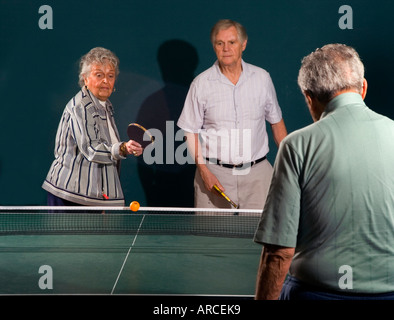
[
  {"left": 84, "top": 62, "right": 116, "bottom": 101},
  {"left": 213, "top": 26, "right": 247, "bottom": 68}
]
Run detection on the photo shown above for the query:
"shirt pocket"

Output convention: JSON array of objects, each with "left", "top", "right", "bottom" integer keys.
[
  {"left": 204, "top": 94, "right": 237, "bottom": 128},
  {"left": 243, "top": 94, "right": 264, "bottom": 121}
]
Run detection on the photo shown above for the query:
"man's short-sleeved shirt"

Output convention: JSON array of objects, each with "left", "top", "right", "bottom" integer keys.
[
  {"left": 254, "top": 93, "right": 394, "bottom": 293},
  {"left": 177, "top": 60, "right": 282, "bottom": 164}
]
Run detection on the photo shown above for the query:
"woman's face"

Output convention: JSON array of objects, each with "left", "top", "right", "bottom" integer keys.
[{"left": 84, "top": 62, "right": 116, "bottom": 101}]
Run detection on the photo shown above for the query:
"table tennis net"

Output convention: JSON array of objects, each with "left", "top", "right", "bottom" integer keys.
[{"left": 0, "top": 206, "right": 262, "bottom": 238}]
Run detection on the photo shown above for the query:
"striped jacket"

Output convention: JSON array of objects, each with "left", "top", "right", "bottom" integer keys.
[{"left": 42, "top": 87, "right": 126, "bottom": 206}]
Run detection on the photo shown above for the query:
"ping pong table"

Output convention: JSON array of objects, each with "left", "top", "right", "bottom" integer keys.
[{"left": 0, "top": 206, "right": 262, "bottom": 296}]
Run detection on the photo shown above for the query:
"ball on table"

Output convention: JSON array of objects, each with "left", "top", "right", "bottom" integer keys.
[{"left": 130, "top": 201, "right": 140, "bottom": 212}]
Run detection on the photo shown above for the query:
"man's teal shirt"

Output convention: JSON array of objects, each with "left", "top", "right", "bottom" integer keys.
[{"left": 255, "top": 93, "right": 394, "bottom": 293}]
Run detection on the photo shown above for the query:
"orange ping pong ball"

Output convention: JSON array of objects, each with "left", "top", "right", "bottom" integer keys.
[{"left": 130, "top": 201, "right": 140, "bottom": 212}]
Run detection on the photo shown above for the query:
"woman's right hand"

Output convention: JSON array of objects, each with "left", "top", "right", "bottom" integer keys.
[{"left": 125, "top": 140, "right": 143, "bottom": 157}]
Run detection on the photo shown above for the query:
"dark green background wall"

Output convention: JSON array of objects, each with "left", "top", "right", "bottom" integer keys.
[{"left": 1, "top": 0, "right": 393, "bottom": 206}]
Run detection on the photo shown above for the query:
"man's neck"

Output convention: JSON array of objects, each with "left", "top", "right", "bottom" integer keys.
[{"left": 219, "top": 60, "right": 243, "bottom": 85}]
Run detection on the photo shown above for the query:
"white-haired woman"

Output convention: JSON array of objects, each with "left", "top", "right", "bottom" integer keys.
[{"left": 42, "top": 47, "right": 141, "bottom": 208}]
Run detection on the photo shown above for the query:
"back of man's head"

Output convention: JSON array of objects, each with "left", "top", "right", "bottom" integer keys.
[{"left": 297, "top": 44, "right": 364, "bottom": 103}]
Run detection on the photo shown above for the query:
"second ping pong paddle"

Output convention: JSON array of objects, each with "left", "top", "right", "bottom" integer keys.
[{"left": 213, "top": 184, "right": 239, "bottom": 209}]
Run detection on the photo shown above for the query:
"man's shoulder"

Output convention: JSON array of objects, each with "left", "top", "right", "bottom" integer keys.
[
  {"left": 282, "top": 122, "right": 321, "bottom": 148},
  {"left": 243, "top": 61, "right": 270, "bottom": 77},
  {"left": 193, "top": 63, "right": 217, "bottom": 82}
]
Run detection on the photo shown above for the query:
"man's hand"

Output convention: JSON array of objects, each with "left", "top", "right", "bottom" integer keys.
[{"left": 255, "top": 244, "right": 295, "bottom": 300}]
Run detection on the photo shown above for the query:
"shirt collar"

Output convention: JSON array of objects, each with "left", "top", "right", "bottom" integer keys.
[
  {"left": 209, "top": 59, "right": 253, "bottom": 83},
  {"left": 83, "top": 86, "right": 114, "bottom": 114},
  {"left": 321, "top": 92, "right": 365, "bottom": 119}
]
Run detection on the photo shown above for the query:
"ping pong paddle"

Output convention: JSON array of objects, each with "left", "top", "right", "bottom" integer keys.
[
  {"left": 213, "top": 184, "right": 239, "bottom": 209},
  {"left": 127, "top": 123, "right": 155, "bottom": 148}
]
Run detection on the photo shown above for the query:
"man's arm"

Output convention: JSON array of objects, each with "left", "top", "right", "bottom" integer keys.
[
  {"left": 255, "top": 244, "right": 295, "bottom": 300},
  {"left": 184, "top": 131, "right": 223, "bottom": 192},
  {"left": 270, "top": 119, "right": 287, "bottom": 147}
]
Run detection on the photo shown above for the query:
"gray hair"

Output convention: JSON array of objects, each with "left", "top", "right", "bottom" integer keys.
[
  {"left": 297, "top": 44, "right": 364, "bottom": 102},
  {"left": 78, "top": 47, "right": 120, "bottom": 87},
  {"left": 210, "top": 19, "right": 248, "bottom": 46}
]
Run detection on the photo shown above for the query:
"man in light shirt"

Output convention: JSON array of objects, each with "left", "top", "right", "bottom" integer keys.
[{"left": 177, "top": 19, "right": 287, "bottom": 209}]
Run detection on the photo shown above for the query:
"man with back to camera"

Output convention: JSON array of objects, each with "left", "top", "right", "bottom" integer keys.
[
  {"left": 177, "top": 19, "right": 287, "bottom": 209},
  {"left": 254, "top": 43, "right": 394, "bottom": 300}
]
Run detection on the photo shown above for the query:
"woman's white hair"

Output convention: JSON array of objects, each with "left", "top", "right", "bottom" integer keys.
[
  {"left": 297, "top": 44, "right": 364, "bottom": 102},
  {"left": 78, "top": 47, "right": 120, "bottom": 87}
]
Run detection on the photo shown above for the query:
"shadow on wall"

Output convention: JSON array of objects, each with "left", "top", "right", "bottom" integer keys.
[{"left": 135, "top": 39, "right": 199, "bottom": 207}]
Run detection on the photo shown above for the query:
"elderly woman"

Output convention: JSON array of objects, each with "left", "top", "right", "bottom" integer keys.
[{"left": 42, "top": 47, "right": 142, "bottom": 207}]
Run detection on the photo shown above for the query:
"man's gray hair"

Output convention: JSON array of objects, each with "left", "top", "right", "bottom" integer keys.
[
  {"left": 297, "top": 44, "right": 364, "bottom": 102},
  {"left": 210, "top": 19, "right": 248, "bottom": 45},
  {"left": 78, "top": 47, "right": 120, "bottom": 87}
]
